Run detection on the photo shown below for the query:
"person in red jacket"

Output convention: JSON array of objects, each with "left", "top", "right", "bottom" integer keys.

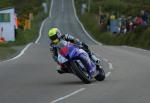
[{"left": 134, "top": 15, "right": 144, "bottom": 26}]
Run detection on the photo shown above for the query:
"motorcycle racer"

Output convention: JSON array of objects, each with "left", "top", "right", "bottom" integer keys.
[{"left": 48, "top": 27, "right": 100, "bottom": 75}]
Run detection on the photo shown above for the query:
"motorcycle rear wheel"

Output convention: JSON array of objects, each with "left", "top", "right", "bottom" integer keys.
[{"left": 95, "top": 65, "right": 105, "bottom": 81}]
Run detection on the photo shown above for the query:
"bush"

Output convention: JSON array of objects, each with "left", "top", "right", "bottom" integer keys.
[{"left": 101, "top": 0, "right": 127, "bottom": 14}]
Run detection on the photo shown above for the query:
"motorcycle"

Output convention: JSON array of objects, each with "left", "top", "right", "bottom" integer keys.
[{"left": 57, "top": 43, "right": 105, "bottom": 84}]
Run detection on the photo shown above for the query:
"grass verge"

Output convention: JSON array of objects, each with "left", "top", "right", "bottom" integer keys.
[{"left": 0, "top": 47, "right": 16, "bottom": 61}]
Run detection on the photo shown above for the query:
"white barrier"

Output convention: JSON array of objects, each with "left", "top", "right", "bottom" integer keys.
[{"left": 0, "top": 8, "right": 15, "bottom": 41}]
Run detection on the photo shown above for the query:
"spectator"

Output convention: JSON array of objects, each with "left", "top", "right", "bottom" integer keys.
[
  {"left": 110, "top": 13, "right": 116, "bottom": 20},
  {"left": 99, "top": 10, "right": 148, "bottom": 34},
  {"left": 106, "top": 13, "right": 110, "bottom": 31},
  {"left": 99, "top": 13, "right": 105, "bottom": 25},
  {"left": 99, "top": 13, "right": 107, "bottom": 32},
  {"left": 118, "top": 17, "right": 122, "bottom": 33},
  {"left": 133, "top": 15, "right": 144, "bottom": 27},
  {"left": 140, "top": 10, "right": 149, "bottom": 25},
  {"left": 120, "top": 15, "right": 127, "bottom": 34},
  {"left": 126, "top": 16, "right": 134, "bottom": 32}
]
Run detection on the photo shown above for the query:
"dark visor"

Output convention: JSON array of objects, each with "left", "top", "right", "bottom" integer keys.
[{"left": 50, "top": 34, "right": 58, "bottom": 41}]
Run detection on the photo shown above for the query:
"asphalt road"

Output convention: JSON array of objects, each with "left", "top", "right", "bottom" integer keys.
[{"left": 0, "top": 0, "right": 150, "bottom": 103}]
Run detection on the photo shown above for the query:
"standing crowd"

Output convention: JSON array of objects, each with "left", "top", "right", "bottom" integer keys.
[{"left": 99, "top": 10, "right": 149, "bottom": 34}]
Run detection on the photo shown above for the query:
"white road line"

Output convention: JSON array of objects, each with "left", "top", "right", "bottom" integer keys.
[
  {"left": 50, "top": 88, "right": 85, "bottom": 103},
  {"left": 0, "top": 43, "right": 33, "bottom": 63},
  {"left": 106, "top": 72, "right": 111, "bottom": 77},
  {"left": 49, "top": 0, "right": 53, "bottom": 18},
  {"left": 9, "top": 43, "right": 32, "bottom": 60},
  {"left": 72, "top": 0, "right": 102, "bottom": 46},
  {"left": 94, "top": 52, "right": 113, "bottom": 70},
  {"left": 35, "top": 18, "right": 48, "bottom": 43},
  {"left": 108, "top": 63, "right": 113, "bottom": 70}
]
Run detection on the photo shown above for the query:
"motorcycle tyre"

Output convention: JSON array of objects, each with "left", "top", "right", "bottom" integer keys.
[
  {"left": 70, "top": 62, "right": 91, "bottom": 84},
  {"left": 95, "top": 66, "right": 105, "bottom": 81}
]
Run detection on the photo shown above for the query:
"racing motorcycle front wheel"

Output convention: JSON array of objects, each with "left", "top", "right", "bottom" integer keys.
[{"left": 70, "top": 62, "right": 91, "bottom": 84}]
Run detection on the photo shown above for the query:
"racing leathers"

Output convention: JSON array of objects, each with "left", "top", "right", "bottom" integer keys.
[{"left": 49, "top": 34, "right": 100, "bottom": 74}]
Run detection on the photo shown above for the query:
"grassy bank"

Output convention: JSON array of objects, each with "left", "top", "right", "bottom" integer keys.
[
  {"left": 0, "top": 47, "right": 16, "bottom": 61},
  {"left": 75, "top": 0, "right": 150, "bottom": 50}
]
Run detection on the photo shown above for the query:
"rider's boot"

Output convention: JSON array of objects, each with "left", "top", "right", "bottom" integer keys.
[
  {"left": 57, "top": 69, "right": 65, "bottom": 74},
  {"left": 57, "top": 67, "right": 70, "bottom": 74},
  {"left": 91, "top": 54, "right": 101, "bottom": 64}
]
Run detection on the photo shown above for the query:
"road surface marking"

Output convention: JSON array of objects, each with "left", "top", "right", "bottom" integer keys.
[
  {"left": 49, "top": 0, "right": 53, "bottom": 18},
  {"left": 106, "top": 72, "right": 111, "bottom": 77},
  {"left": 50, "top": 88, "right": 85, "bottom": 103},
  {"left": 109, "top": 63, "right": 113, "bottom": 70},
  {"left": 35, "top": 18, "right": 48, "bottom": 43},
  {"left": 94, "top": 53, "right": 113, "bottom": 76}
]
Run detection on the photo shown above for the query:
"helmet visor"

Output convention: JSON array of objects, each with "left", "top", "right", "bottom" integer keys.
[
  {"left": 49, "top": 34, "right": 58, "bottom": 41},
  {"left": 49, "top": 34, "right": 59, "bottom": 44}
]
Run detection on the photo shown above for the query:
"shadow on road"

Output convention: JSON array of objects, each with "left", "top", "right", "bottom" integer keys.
[{"left": 52, "top": 81, "right": 84, "bottom": 86}]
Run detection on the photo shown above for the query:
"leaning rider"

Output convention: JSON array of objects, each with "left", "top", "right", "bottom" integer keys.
[{"left": 48, "top": 27, "right": 100, "bottom": 74}]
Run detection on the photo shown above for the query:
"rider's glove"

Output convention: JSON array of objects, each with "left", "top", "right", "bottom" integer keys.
[
  {"left": 75, "top": 39, "right": 82, "bottom": 45},
  {"left": 82, "top": 42, "right": 88, "bottom": 48}
]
